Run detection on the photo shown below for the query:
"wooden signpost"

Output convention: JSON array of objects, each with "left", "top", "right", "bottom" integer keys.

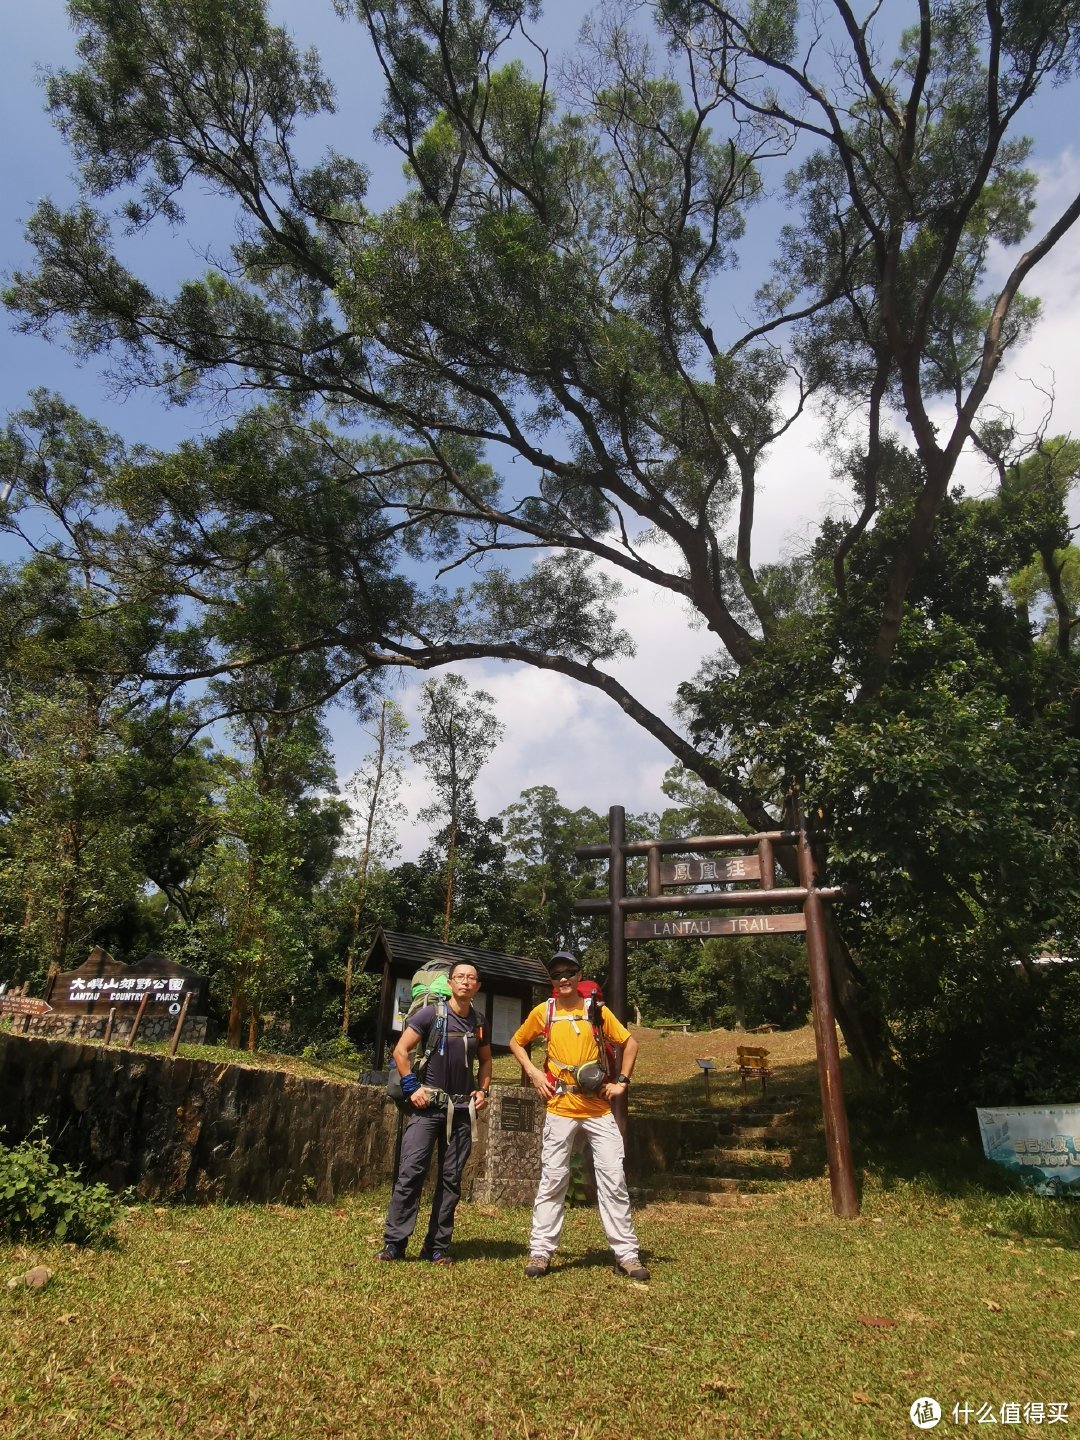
[
  {"left": 0, "top": 986, "right": 53, "bottom": 1034},
  {"left": 573, "top": 801, "right": 859, "bottom": 1219},
  {"left": 0, "top": 993, "right": 53, "bottom": 1017}
]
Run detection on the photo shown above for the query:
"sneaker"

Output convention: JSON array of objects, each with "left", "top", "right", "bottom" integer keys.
[
  {"left": 419, "top": 1245, "right": 454, "bottom": 1266},
  {"left": 616, "top": 1255, "right": 650, "bottom": 1282},
  {"left": 523, "top": 1254, "right": 550, "bottom": 1278},
  {"left": 375, "top": 1241, "right": 405, "bottom": 1261}
]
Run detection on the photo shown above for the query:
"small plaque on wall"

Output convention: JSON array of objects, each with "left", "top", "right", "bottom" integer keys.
[{"left": 500, "top": 1097, "right": 537, "bottom": 1133}]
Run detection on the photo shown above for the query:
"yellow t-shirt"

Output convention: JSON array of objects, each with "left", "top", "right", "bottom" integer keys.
[{"left": 512, "top": 1001, "right": 631, "bottom": 1119}]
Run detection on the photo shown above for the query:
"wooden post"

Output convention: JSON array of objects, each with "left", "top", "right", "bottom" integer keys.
[
  {"left": 573, "top": 807, "right": 857, "bottom": 1219},
  {"left": 126, "top": 992, "right": 150, "bottom": 1049},
  {"left": 796, "top": 808, "right": 859, "bottom": 1218},
  {"left": 758, "top": 836, "right": 776, "bottom": 890},
  {"left": 608, "top": 806, "right": 627, "bottom": 1020},
  {"left": 646, "top": 844, "right": 661, "bottom": 897},
  {"left": 374, "top": 961, "right": 393, "bottom": 1070},
  {"left": 608, "top": 805, "right": 629, "bottom": 1135},
  {"left": 168, "top": 993, "right": 191, "bottom": 1058},
  {"left": 102, "top": 1007, "right": 117, "bottom": 1046}
]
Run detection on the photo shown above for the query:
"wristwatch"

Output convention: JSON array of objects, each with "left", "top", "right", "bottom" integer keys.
[{"left": 616, "top": 1073, "right": 631, "bottom": 1086}]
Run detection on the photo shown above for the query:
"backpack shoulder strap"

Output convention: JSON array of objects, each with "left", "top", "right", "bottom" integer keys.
[
  {"left": 413, "top": 997, "right": 449, "bottom": 1078},
  {"left": 592, "top": 1004, "right": 617, "bottom": 1079},
  {"left": 544, "top": 996, "right": 555, "bottom": 1042}
]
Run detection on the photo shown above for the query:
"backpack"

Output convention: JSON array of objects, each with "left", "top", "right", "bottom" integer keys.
[
  {"left": 543, "top": 980, "right": 618, "bottom": 1094},
  {"left": 386, "top": 963, "right": 454, "bottom": 1113}
]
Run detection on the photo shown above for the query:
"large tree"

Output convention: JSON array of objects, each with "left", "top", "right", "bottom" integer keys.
[
  {"left": 411, "top": 672, "right": 504, "bottom": 938},
  {"left": 5, "top": 0, "right": 1080, "bottom": 1093},
  {"left": 339, "top": 698, "right": 409, "bottom": 1032},
  {"left": 499, "top": 784, "right": 607, "bottom": 958}
]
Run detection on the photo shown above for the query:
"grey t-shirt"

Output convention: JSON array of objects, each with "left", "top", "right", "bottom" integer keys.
[{"left": 408, "top": 1003, "right": 487, "bottom": 1096}]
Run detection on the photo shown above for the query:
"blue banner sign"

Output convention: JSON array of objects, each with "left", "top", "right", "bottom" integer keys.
[{"left": 976, "top": 1105, "right": 1080, "bottom": 1197}]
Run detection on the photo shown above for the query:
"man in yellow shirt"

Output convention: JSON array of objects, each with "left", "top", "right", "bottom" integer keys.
[{"left": 509, "top": 951, "right": 648, "bottom": 1281}]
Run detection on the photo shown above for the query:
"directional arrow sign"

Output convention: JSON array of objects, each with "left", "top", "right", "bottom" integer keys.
[{"left": 0, "top": 995, "right": 53, "bottom": 1017}]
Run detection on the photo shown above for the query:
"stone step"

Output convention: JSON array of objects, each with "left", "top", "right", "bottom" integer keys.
[
  {"left": 707, "top": 1125, "right": 798, "bottom": 1144},
  {"left": 634, "top": 1106, "right": 802, "bottom": 1128},
  {"left": 692, "top": 1145, "right": 792, "bottom": 1169},
  {"left": 663, "top": 1174, "right": 746, "bottom": 1193}
]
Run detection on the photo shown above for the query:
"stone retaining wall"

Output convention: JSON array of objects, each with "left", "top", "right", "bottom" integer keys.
[
  {"left": 18, "top": 1012, "right": 209, "bottom": 1046},
  {"left": 0, "top": 1031, "right": 683, "bottom": 1208},
  {"left": 0, "top": 1031, "right": 406, "bottom": 1204}
]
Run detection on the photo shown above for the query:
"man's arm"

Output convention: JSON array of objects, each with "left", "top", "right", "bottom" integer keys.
[
  {"left": 603, "top": 1032, "right": 638, "bottom": 1101},
  {"left": 473, "top": 1031, "right": 493, "bottom": 1111},
  {"left": 391, "top": 1025, "right": 432, "bottom": 1109},
  {"left": 509, "top": 1033, "right": 554, "bottom": 1101}
]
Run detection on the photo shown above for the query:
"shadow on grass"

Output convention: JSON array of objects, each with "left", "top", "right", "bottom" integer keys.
[
  {"left": 543, "top": 1245, "right": 668, "bottom": 1273},
  {"left": 440, "top": 1237, "right": 529, "bottom": 1263}
]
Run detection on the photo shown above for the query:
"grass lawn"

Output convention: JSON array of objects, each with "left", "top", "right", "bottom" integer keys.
[{"left": 3, "top": 1029, "right": 1078, "bottom": 1440}]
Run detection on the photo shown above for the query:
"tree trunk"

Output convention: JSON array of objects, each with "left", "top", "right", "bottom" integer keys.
[
  {"left": 441, "top": 821, "right": 457, "bottom": 943},
  {"left": 227, "top": 982, "right": 247, "bottom": 1049},
  {"left": 343, "top": 698, "right": 397, "bottom": 1033},
  {"left": 824, "top": 914, "right": 901, "bottom": 1083}
]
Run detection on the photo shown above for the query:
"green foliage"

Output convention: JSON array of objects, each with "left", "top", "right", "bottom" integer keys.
[
  {"left": 682, "top": 475, "right": 1080, "bottom": 1105},
  {"left": 4, "top": 0, "right": 1080, "bottom": 1108},
  {"left": 498, "top": 785, "right": 607, "bottom": 959},
  {"left": 628, "top": 935, "right": 810, "bottom": 1031},
  {"left": 0, "top": 1123, "right": 120, "bottom": 1246}
]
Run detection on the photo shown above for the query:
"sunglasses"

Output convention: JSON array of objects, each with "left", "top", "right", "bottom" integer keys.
[{"left": 551, "top": 972, "right": 580, "bottom": 982}]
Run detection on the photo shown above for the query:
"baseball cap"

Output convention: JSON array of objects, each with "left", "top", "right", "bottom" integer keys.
[{"left": 546, "top": 951, "right": 581, "bottom": 976}]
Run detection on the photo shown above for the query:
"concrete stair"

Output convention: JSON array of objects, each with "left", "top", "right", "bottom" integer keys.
[{"left": 630, "top": 1098, "right": 812, "bottom": 1209}]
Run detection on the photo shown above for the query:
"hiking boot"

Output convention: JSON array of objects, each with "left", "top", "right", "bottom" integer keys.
[
  {"left": 375, "top": 1241, "right": 406, "bottom": 1261},
  {"left": 523, "top": 1254, "right": 550, "bottom": 1278},
  {"left": 419, "top": 1245, "right": 454, "bottom": 1266},
  {"left": 616, "top": 1255, "right": 650, "bottom": 1282}
]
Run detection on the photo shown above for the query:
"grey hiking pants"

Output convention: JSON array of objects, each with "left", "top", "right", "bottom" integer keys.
[
  {"left": 529, "top": 1110, "right": 640, "bottom": 1264},
  {"left": 383, "top": 1105, "right": 473, "bottom": 1252}
]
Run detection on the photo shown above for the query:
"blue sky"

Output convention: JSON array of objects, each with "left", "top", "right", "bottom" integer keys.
[{"left": 2, "top": 2, "right": 1079, "bottom": 858}]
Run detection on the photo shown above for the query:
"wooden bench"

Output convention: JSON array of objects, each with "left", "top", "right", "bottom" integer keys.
[
  {"left": 653, "top": 1022, "right": 691, "bottom": 1034},
  {"left": 736, "top": 1045, "right": 773, "bottom": 1095}
]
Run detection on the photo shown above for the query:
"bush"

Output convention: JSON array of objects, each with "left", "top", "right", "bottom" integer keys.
[{"left": 0, "top": 1122, "right": 121, "bottom": 1245}]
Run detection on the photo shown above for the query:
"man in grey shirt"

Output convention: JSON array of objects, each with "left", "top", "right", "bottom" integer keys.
[{"left": 376, "top": 960, "right": 492, "bottom": 1265}]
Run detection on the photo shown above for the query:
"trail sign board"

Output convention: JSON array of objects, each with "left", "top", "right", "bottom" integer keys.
[
  {"left": 0, "top": 994, "right": 53, "bottom": 1017},
  {"left": 659, "top": 856, "right": 761, "bottom": 886},
  {"left": 624, "top": 913, "right": 807, "bottom": 941}
]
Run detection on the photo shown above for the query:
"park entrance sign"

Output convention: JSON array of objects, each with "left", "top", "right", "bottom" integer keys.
[{"left": 573, "top": 805, "right": 858, "bottom": 1219}]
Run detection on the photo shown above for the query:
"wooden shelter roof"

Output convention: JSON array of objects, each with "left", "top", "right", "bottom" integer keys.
[{"left": 364, "top": 929, "right": 549, "bottom": 989}]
